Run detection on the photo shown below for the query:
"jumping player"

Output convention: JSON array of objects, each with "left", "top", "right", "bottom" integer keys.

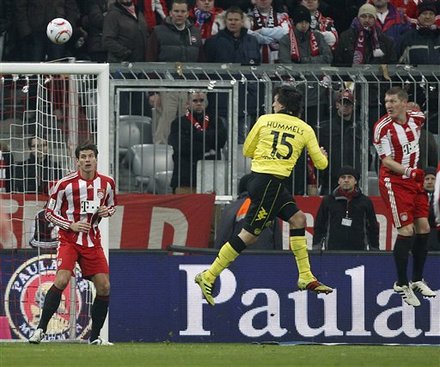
[
  {"left": 195, "top": 85, "right": 333, "bottom": 306},
  {"left": 373, "top": 86, "right": 436, "bottom": 307}
]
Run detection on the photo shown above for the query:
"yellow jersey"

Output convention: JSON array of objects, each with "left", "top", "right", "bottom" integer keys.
[{"left": 243, "top": 113, "right": 328, "bottom": 177}]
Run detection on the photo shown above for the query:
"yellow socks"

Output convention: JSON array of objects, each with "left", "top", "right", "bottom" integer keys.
[
  {"left": 205, "top": 242, "right": 239, "bottom": 283},
  {"left": 290, "top": 235, "right": 315, "bottom": 282}
]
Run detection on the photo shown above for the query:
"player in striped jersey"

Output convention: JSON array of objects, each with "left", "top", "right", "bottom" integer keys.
[
  {"left": 195, "top": 85, "right": 333, "bottom": 306},
  {"left": 434, "top": 162, "right": 440, "bottom": 245},
  {"left": 373, "top": 86, "right": 436, "bottom": 307},
  {"left": 29, "top": 142, "right": 117, "bottom": 345}
]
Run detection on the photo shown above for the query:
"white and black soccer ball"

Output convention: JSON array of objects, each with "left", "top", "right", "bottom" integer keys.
[{"left": 46, "top": 18, "right": 73, "bottom": 45}]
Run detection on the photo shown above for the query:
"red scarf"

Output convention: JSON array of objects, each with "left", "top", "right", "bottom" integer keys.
[
  {"left": 352, "top": 18, "right": 383, "bottom": 64},
  {"left": 337, "top": 187, "right": 356, "bottom": 201},
  {"left": 289, "top": 29, "right": 319, "bottom": 62},
  {"left": 185, "top": 110, "right": 209, "bottom": 131}
]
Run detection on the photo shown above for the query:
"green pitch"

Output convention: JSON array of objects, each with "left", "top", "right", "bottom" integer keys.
[{"left": 1, "top": 343, "right": 439, "bottom": 367}]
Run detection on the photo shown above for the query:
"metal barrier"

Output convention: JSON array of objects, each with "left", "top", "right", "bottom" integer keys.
[
  {"left": 109, "top": 63, "right": 439, "bottom": 197},
  {"left": 0, "top": 63, "right": 438, "bottom": 198}
]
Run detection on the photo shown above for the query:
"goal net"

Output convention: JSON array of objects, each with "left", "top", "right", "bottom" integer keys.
[{"left": 0, "top": 63, "right": 109, "bottom": 342}]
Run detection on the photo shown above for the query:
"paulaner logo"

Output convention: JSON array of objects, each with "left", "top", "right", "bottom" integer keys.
[{"left": 5, "top": 254, "right": 95, "bottom": 341}]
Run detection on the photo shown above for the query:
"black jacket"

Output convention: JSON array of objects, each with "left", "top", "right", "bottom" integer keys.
[
  {"left": 168, "top": 111, "right": 227, "bottom": 189},
  {"left": 317, "top": 112, "right": 363, "bottom": 194},
  {"left": 334, "top": 27, "right": 397, "bottom": 66},
  {"left": 102, "top": 2, "right": 148, "bottom": 62},
  {"left": 313, "top": 187, "right": 380, "bottom": 250},
  {"left": 14, "top": 155, "right": 63, "bottom": 194}
]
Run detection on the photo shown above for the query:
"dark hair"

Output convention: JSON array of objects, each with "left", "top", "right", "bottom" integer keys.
[
  {"left": 273, "top": 85, "right": 303, "bottom": 117},
  {"left": 171, "top": 0, "right": 188, "bottom": 9},
  {"left": 225, "top": 6, "right": 244, "bottom": 19},
  {"left": 75, "top": 141, "right": 98, "bottom": 159},
  {"left": 385, "top": 87, "right": 408, "bottom": 101}
]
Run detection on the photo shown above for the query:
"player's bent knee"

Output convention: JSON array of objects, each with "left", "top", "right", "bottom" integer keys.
[
  {"left": 288, "top": 211, "right": 306, "bottom": 228},
  {"left": 54, "top": 270, "right": 72, "bottom": 290}
]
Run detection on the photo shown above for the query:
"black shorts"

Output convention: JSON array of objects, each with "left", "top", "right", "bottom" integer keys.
[{"left": 243, "top": 172, "right": 299, "bottom": 236}]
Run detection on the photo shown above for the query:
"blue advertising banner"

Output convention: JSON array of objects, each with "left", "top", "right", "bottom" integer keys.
[
  {"left": 108, "top": 252, "right": 440, "bottom": 344},
  {"left": 1, "top": 251, "right": 439, "bottom": 344}
]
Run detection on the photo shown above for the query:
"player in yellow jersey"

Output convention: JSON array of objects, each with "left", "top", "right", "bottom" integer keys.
[{"left": 195, "top": 85, "right": 333, "bottom": 306}]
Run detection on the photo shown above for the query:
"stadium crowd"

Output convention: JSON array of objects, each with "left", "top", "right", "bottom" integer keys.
[{"left": 0, "top": 0, "right": 439, "bottom": 65}]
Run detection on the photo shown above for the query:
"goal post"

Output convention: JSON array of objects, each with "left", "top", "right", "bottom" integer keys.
[{"left": 0, "top": 62, "right": 110, "bottom": 342}]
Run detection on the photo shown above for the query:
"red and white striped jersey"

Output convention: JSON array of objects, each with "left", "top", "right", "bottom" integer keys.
[
  {"left": 373, "top": 110, "right": 425, "bottom": 178},
  {"left": 434, "top": 162, "right": 440, "bottom": 225},
  {"left": 45, "top": 171, "right": 117, "bottom": 247}
]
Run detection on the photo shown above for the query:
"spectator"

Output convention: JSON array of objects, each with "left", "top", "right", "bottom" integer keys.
[
  {"left": 82, "top": 0, "right": 109, "bottom": 62},
  {"left": 102, "top": 0, "right": 149, "bottom": 63},
  {"left": 247, "top": 0, "right": 291, "bottom": 63},
  {"left": 189, "top": 0, "right": 225, "bottom": 43},
  {"left": 278, "top": 5, "right": 331, "bottom": 129},
  {"left": 0, "top": 142, "right": 13, "bottom": 193},
  {"left": 0, "top": 0, "right": 13, "bottom": 60},
  {"left": 300, "top": 0, "right": 338, "bottom": 51},
  {"left": 205, "top": 6, "right": 261, "bottom": 142},
  {"left": 399, "top": 1, "right": 440, "bottom": 65},
  {"left": 334, "top": 4, "right": 397, "bottom": 135},
  {"left": 313, "top": 166, "right": 380, "bottom": 251},
  {"left": 168, "top": 91, "right": 227, "bottom": 194},
  {"left": 136, "top": 0, "right": 168, "bottom": 33},
  {"left": 317, "top": 89, "right": 362, "bottom": 195},
  {"left": 434, "top": 162, "right": 440, "bottom": 247},
  {"left": 371, "top": 0, "right": 411, "bottom": 46},
  {"left": 15, "top": 0, "right": 80, "bottom": 61},
  {"left": 215, "top": 173, "right": 283, "bottom": 250},
  {"left": 334, "top": 4, "right": 397, "bottom": 66},
  {"left": 424, "top": 166, "right": 439, "bottom": 250},
  {"left": 279, "top": 5, "right": 332, "bottom": 64},
  {"left": 147, "top": 0, "right": 204, "bottom": 144},
  {"left": 373, "top": 86, "right": 436, "bottom": 306},
  {"left": 14, "top": 137, "right": 63, "bottom": 194}
]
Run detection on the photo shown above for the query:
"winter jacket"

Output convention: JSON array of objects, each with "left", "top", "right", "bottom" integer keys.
[
  {"left": 168, "top": 111, "right": 227, "bottom": 189},
  {"left": 13, "top": 155, "right": 63, "bottom": 194},
  {"left": 317, "top": 112, "right": 363, "bottom": 194},
  {"left": 204, "top": 28, "right": 260, "bottom": 64},
  {"left": 399, "top": 27, "right": 440, "bottom": 65},
  {"left": 375, "top": 3, "right": 411, "bottom": 46},
  {"left": 278, "top": 28, "right": 333, "bottom": 64},
  {"left": 15, "top": 0, "right": 79, "bottom": 39},
  {"left": 146, "top": 16, "right": 203, "bottom": 62},
  {"left": 334, "top": 27, "right": 397, "bottom": 66},
  {"left": 313, "top": 187, "right": 380, "bottom": 251},
  {"left": 102, "top": 2, "right": 148, "bottom": 62},
  {"left": 83, "top": 0, "right": 108, "bottom": 56}
]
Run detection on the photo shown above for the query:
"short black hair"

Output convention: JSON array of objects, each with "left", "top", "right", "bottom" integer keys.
[
  {"left": 75, "top": 141, "right": 98, "bottom": 159},
  {"left": 273, "top": 85, "right": 304, "bottom": 117},
  {"left": 225, "top": 6, "right": 244, "bottom": 19}
]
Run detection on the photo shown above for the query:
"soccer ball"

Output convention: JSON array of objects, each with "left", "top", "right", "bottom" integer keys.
[{"left": 46, "top": 18, "right": 72, "bottom": 45}]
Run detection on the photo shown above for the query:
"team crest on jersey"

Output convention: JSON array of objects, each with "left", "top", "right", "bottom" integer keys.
[
  {"left": 400, "top": 212, "right": 408, "bottom": 222},
  {"left": 4, "top": 254, "right": 95, "bottom": 341},
  {"left": 97, "top": 188, "right": 106, "bottom": 200}
]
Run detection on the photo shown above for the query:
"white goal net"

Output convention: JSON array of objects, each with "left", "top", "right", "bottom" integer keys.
[{"left": 0, "top": 63, "right": 109, "bottom": 342}]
